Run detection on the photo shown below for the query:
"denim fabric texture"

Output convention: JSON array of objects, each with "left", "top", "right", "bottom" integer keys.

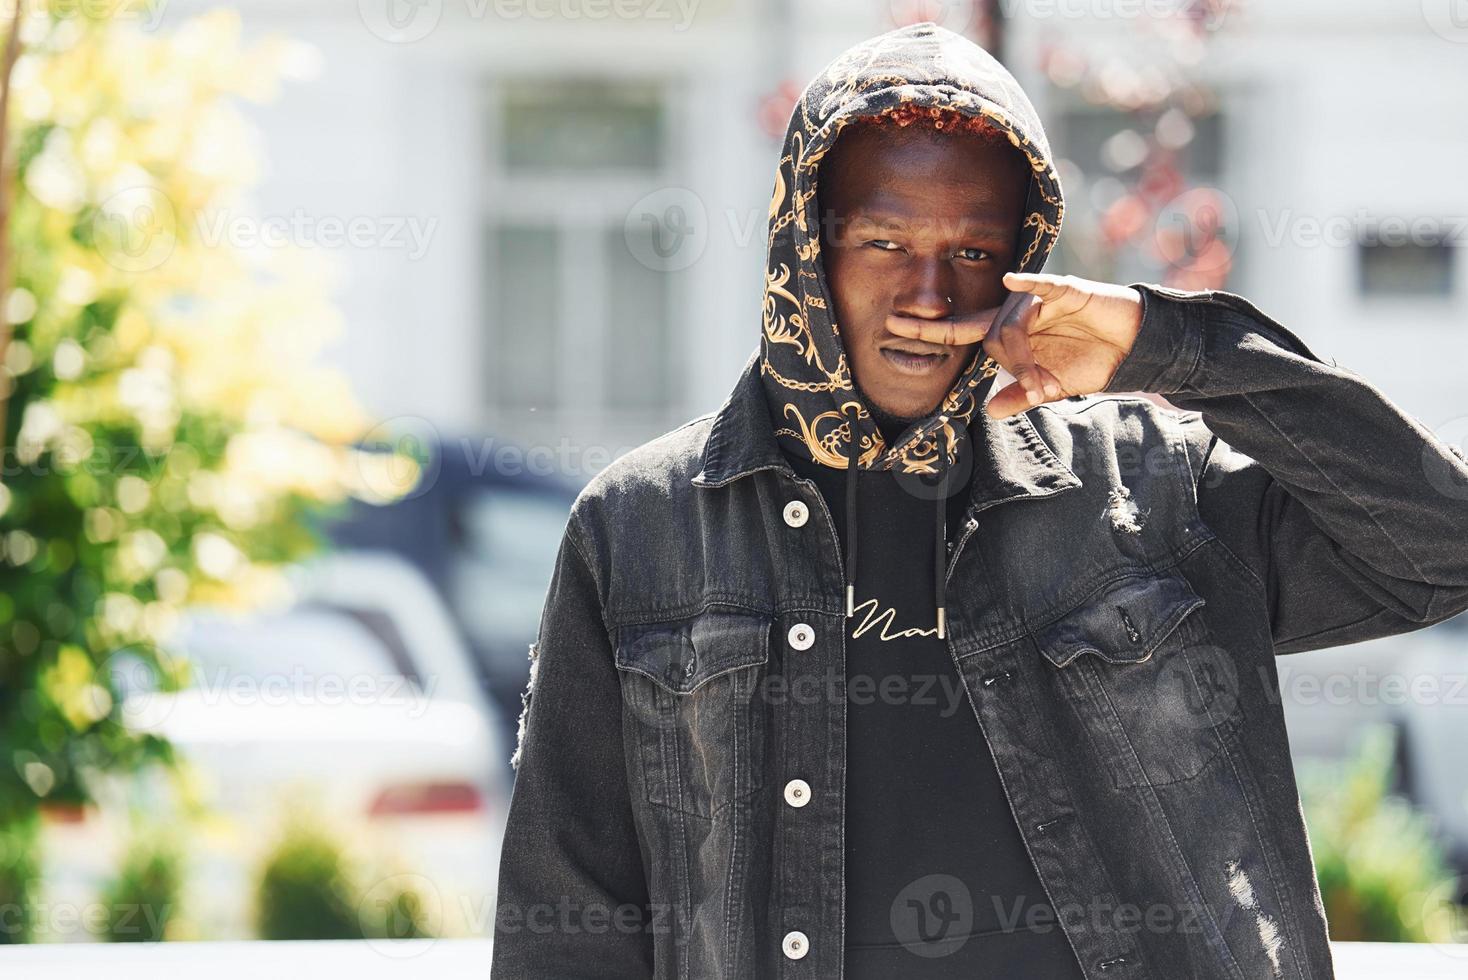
[
  {"left": 489, "top": 17, "right": 1468, "bottom": 980},
  {"left": 489, "top": 279, "right": 1468, "bottom": 979}
]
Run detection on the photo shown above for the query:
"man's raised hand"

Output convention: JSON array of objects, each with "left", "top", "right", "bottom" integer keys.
[{"left": 886, "top": 271, "right": 1145, "bottom": 420}]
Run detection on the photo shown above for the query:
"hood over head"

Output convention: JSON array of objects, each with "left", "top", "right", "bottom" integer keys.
[
  {"left": 758, "top": 21, "right": 1065, "bottom": 637},
  {"left": 759, "top": 20, "right": 1065, "bottom": 478}
]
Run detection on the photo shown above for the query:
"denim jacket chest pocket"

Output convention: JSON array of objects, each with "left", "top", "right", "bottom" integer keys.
[
  {"left": 1030, "top": 570, "right": 1239, "bottom": 792},
  {"left": 612, "top": 608, "right": 773, "bottom": 820}
]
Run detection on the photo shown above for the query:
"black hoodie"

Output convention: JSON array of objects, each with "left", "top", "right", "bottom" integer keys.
[
  {"left": 760, "top": 22, "right": 1086, "bottom": 977},
  {"left": 758, "top": 20, "right": 1066, "bottom": 636}
]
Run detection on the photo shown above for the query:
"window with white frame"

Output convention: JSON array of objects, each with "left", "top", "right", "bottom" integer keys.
[{"left": 483, "top": 77, "right": 677, "bottom": 447}]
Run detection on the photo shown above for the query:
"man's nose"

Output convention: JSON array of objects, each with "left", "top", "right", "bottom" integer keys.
[{"left": 891, "top": 259, "right": 955, "bottom": 321}]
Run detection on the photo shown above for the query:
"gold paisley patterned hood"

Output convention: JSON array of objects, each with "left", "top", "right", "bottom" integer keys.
[
  {"left": 759, "top": 20, "right": 1066, "bottom": 638},
  {"left": 759, "top": 20, "right": 1065, "bottom": 479}
]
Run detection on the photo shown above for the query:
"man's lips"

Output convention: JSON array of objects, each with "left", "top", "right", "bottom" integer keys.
[
  {"left": 881, "top": 340, "right": 952, "bottom": 357},
  {"left": 879, "top": 344, "right": 952, "bottom": 376}
]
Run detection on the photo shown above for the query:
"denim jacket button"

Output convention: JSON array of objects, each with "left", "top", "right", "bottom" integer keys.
[
  {"left": 783, "top": 778, "right": 812, "bottom": 807},
  {"left": 782, "top": 500, "right": 809, "bottom": 528},
  {"left": 787, "top": 623, "right": 815, "bottom": 650},
  {"left": 781, "top": 930, "right": 810, "bottom": 960}
]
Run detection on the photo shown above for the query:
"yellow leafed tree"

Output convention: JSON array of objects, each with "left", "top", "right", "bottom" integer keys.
[{"left": 0, "top": 5, "right": 418, "bottom": 942}]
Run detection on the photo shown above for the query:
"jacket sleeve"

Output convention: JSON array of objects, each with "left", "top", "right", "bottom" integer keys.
[
  {"left": 1102, "top": 281, "right": 1468, "bottom": 656},
  {"left": 490, "top": 514, "right": 654, "bottom": 978}
]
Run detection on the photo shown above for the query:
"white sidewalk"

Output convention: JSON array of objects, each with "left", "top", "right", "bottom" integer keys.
[{"left": 2, "top": 938, "right": 1467, "bottom": 979}]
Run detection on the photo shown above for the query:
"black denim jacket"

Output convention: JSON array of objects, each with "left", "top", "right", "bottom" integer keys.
[{"left": 489, "top": 282, "right": 1468, "bottom": 980}]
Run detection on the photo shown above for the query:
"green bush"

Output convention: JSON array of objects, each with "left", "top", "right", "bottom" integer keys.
[
  {"left": 0, "top": 809, "right": 39, "bottom": 945},
  {"left": 252, "top": 804, "right": 438, "bottom": 941},
  {"left": 1298, "top": 723, "right": 1461, "bottom": 942},
  {"left": 0, "top": 5, "right": 420, "bottom": 924},
  {"left": 253, "top": 809, "right": 361, "bottom": 940},
  {"left": 97, "top": 819, "right": 185, "bottom": 941},
  {"left": 360, "top": 876, "right": 436, "bottom": 941}
]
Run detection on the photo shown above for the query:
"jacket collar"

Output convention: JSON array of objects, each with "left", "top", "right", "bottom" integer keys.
[{"left": 693, "top": 349, "right": 1083, "bottom": 510}]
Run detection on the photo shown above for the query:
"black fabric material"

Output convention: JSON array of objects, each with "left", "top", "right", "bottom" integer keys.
[
  {"left": 785, "top": 444, "right": 1087, "bottom": 979},
  {"left": 757, "top": 20, "right": 1068, "bottom": 643},
  {"left": 758, "top": 20, "right": 1065, "bottom": 481}
]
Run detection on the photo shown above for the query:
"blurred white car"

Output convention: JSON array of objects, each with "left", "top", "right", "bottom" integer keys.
[
  {"left": 1392, "top": 630, "right": 1468, "bottom": 885},
  {"left": 39, "top": 551, "right": 507, "bottom": 942}
]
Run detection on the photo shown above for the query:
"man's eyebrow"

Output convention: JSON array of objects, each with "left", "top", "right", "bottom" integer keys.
[{"left": 843, "top": 207, "right": 1015, "bottom": 238}]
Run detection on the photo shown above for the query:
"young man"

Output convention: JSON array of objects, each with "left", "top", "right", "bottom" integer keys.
[{"left": 490, "top": 21, "right": 1468, "bottom": 980}]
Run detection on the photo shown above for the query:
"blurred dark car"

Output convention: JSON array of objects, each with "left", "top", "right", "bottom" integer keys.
[{"left": 318, "top": 434, "right": 580, "bottom": 783}]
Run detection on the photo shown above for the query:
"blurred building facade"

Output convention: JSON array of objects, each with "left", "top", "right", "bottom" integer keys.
[
  {"left": 178, "top": 0, "right": 1468, "bottom": 479},
  {"left": 144, "top": 0, "right": 1468, "bottom": 912}
]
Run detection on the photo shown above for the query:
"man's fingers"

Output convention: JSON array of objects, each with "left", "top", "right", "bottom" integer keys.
[
  {"left": 986, "top": 381, "right": 1035, "bottom": 419},
  {"left": 1002, "top": 270, "right": 1071, "bottom": 302},
  {"left": 886, "top": 288, "right": 1036, "bottom": 346},
  {"left": 885, "top": 310, "right": 991, "bottom": 346},
  {"left": 983, "top": 293, "right": 1070, "bottom": 417},
  {"left": 1011, "top": 361, "right": 1046, "bottom": 405},
  {"left": 995, "top": 338, "right": 1045, "bottom": 406},
  {"left": 1039, "top": 363, "right": 1064, "bottom": 399},
  {"left": 986, "top": 293, "right": 1046, "bottom": 403},
  {"left": 885, "top": 287, "right": 1058, "bottom": 412}
]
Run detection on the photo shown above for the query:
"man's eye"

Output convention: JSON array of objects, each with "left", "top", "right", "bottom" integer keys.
[
  {"left": 956, "top": 247, "right": 991, "bottom": 261},
  {"left": 865, "top": 239, "right": 901, "bottom": 251}
]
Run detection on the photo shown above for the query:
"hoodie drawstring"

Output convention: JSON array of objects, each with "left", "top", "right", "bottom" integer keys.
[
  {"left": 844, "top": 406, "right": 950, "bottom": 641},
  {"left": 934, "top": 430, "right": 948, "bottom": 640},
  {"left": 933, "top": 460, "right": 945, "bottom": 642},
  {"left": 844, "top": 406, "right": 859, "bottom": 619}
]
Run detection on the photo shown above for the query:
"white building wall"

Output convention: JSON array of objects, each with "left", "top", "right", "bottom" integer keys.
[
  {"left": 161, "top": 0, "right": 1466, "bottom": 475},
  {"left": 1011, "top": 0, "right": 1468, "bottom": 429}
]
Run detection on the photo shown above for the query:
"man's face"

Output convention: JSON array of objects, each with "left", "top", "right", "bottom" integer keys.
[{"left": 818, "top": 125, "right": 1030, "bottom": 422}]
